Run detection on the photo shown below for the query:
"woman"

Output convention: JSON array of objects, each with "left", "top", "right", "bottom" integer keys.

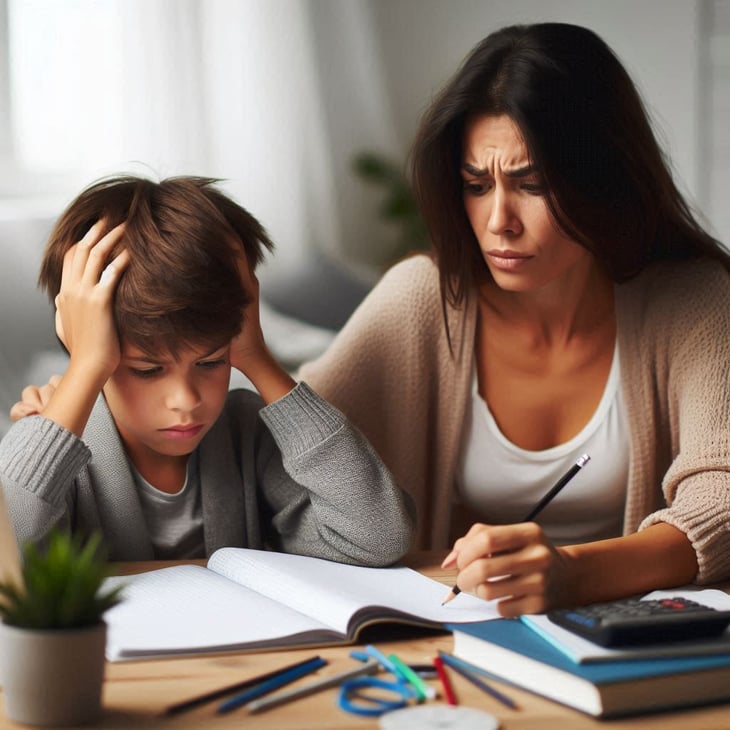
[{"left": 299, "top": 23, "right": 730, "bottom": 614}]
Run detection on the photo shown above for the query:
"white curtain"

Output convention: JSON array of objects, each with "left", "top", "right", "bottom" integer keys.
[{"left": 6, "top": 0, "right": 400, "bottom": 278}]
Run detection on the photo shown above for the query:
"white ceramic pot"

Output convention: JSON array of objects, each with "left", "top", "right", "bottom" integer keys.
[{"left": 0, "top": 620, "right": 106, "bottom": 726}]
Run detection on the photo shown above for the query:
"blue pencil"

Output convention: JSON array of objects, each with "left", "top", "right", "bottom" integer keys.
[
  {"left": 364, "top": 644, "right": 400, "bottom": 675},
  {"left": 217, "top": 656, "right": 327, "bottom": 714},
  {"left": 163, "top": 655, "right": 323, "bottom": 715},
  {"left": 437, "top": 651, "right": 519, "bottom": 710}
]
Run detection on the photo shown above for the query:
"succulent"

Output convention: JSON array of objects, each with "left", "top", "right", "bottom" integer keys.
[{"left": 0, "top": 530, "right": 123, "bottom": 629}]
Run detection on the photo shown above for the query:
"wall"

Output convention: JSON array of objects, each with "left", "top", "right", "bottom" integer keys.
[
  {"left": 367, "top": 0, "right": 701, "bottom": 199},
  {"left": 317, "top": 0, "right": 707, "bottom": 269},
  {"left": 704, "top": 0, "right": 730, "bottom": 243}
]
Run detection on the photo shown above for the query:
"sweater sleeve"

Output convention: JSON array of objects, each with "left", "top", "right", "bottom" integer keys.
[
  {"left": 638, "top": 263, "right": 730, "bottom": 583},
  {"left": 298, "top": 255, "right": 468, "bottom": 548},
  {"left": 254, "top": 382, "right": 416, "bottom": 566},
  {"left": 0, "top": 415, "right": 90, "bottom": 546}
]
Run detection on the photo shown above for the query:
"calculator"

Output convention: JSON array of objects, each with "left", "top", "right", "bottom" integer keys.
[{"left": 546, "top": 597, "right": 730, "bottom": 647}]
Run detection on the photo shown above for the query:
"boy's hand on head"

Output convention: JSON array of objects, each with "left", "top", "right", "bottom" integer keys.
[
  {"left": 229, "top": 255, "right": 267, "bottom": 369},
  {"left": 229, "top": 254, "right": 296, "bottom": 404},
  {"left": 54, "top": 221, "right": 130, "bottom": 383},
  {"left": 39, "top": 221, "right": 131, "bottom": 437}
]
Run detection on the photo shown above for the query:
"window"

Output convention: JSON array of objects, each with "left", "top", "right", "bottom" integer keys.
[
  {"left": 8, "top": 0, "right": 124, "bottom": 174},
  {"left": 1, "top": 0, "right": 127, "bottom": 202}
]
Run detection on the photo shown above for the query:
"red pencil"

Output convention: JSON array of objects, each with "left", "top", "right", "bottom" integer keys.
[{"left": 433, "top": 656, "right": 458, "bottom": 705}]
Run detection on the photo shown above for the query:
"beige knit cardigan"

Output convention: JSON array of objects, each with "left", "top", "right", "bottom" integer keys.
[{"left": 299, "top": 254, "right": 730, "bottom": 583}]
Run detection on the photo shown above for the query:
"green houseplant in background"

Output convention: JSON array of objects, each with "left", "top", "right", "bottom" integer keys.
[
  {"left": 351, "top": 151, "right": 430, "bottom": 265},
  {"left": 0, "top": 529, "right": 123, "bottom": 726}
]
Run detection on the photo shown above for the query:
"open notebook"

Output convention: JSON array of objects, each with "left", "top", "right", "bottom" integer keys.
[{"left": 102, "top": 547, "right": 497, "bottom": 661}]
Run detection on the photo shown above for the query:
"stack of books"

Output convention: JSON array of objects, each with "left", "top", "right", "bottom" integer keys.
[{"left": 446, "top": 589, "right": 730, "bottom": 718}]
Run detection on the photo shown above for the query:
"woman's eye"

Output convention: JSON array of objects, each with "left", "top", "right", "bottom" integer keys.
[
  {"left": 463, "top": 181, "right": 489, "bottom": 196},
  {"left": 522, "top": 183, "right": 546, "bottom": 195}
]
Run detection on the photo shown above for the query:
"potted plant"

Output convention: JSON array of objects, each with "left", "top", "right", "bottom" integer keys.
[
  {"left": 0, "top": 529, "right": 123, "bottom": 726},
  {"left": 351, "top": 151, "right": 430, "bottom": 266}
]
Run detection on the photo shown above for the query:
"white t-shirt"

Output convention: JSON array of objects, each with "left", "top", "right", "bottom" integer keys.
[
  {"left": 132, "top": 451, "right": 205, "bottom": 559},
  {"left": 457, "top": 345, "right": 629, "bottom": 545}
]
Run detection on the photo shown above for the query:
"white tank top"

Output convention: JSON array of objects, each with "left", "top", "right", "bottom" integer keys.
[{"left": 456, "top": 344, "right": 629, "bottom": 545}]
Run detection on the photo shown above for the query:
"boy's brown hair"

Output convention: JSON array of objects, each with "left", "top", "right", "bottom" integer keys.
[{"left": 39, "top": 175, "right": 274, "bottom": 357}]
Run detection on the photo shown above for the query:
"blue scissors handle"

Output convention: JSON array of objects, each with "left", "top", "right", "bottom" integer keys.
[{"left": 338, "top": 676, "right": 415, "bottom": 717}]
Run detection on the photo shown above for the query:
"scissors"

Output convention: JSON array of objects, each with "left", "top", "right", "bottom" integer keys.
[
  {"left": 338, "top": 675, "right": 416, "bottom": 717},
  {"left": 339, "top": 645, "right": 417, "bottom": 717}
]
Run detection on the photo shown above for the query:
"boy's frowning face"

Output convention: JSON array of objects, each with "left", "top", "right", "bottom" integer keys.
[{"left": 102, "top": 341, "right": 232, "bottom": 480}]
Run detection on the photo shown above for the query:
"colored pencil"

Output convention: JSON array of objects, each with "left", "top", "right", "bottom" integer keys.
[
  {"left": 433, "top": 655, "right": 458, "bottom": 705},
  {"left": 438, "top": 651, "right": 519, "bottom": 710},
  {"left": 162, "top": 655, "right": 324, "bottom": 715},
  {"left": 217, "top": 656, "right": 327, "bottom": 714},
  {"left": 247, "top": 660, "right": 379, "bottom": 713}
]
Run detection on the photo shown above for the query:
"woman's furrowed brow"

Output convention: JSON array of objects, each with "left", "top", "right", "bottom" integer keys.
[
  {"left": 462, "top": 162, "right": 536, "bottom": 178},
  {"left": 462, "top": 162, "right": 488, "bottom": 176},
  {"left": 504, "top": 164, "right": 538, "bottom": 179}
]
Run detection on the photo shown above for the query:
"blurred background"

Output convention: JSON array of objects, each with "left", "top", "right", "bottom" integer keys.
[{"left": 1, "top": 0, "right": 729, "bottom": 435}]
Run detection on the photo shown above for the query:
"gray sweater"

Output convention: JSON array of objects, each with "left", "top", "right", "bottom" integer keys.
[{"left": 0, "top": 382, "right": 415, "bottom": 565}]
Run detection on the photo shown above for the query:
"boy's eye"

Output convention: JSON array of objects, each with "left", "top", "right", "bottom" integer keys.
[
  {"left": 198, "top": 358, "right": 226, "bottom": 370},
  {"left": 131, "top": 367, "right": 162, "bottom": 379}
]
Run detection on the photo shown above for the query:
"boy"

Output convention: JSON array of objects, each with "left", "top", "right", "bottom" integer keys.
[{"left": 0, "top": 175, "right": 414, "bottom": 564}]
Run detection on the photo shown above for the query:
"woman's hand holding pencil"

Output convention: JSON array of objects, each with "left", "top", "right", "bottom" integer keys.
[{"left": 441, "top": 455, "right": 590, "bottom": 615}]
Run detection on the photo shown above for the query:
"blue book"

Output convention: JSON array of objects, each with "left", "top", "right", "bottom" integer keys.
[{"left": 446, "top": 619, "right": 730, "bottom": 718}]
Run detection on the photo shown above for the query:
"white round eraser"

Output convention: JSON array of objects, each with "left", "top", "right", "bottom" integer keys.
[{"left": 380, "top": 704, "right": 500, "bottom": 729}]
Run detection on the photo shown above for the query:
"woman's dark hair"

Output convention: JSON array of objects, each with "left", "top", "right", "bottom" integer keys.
[
  {"left": 410, "top": 22, "right": 730, "bottom": 311},
  {"left": 39, "top": 175, "right": 274, "bottom": 357}
]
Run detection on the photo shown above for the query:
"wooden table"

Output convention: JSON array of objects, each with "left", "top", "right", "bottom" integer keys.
[{"left": 2, "top": 552, "right": 730, "bottom": 728}]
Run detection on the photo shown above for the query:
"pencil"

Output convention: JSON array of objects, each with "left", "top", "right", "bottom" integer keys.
[
  {"left": 388, "top": 653, "right": 436, "bottom": 701},
  {"left": 442, "top": 453, "right": 590, "bottom": 605},
  {"left": 217, "top": 656, "right": 327, "bottom": 714},
  {"left": 247, "top": 660, "right": 379, "bottom": 713},
  {"left": 162, "top": 655, "right": 325, "bottom": 715},
  {"left": 364, "top": 644, "right": 400, "bottom": 674},
  {"left": 433, "top": 655, "right": 457, "bottom": 705},
  {"left": 522, "top": 453, "right": 591, "bottom": 521},
  {"left": 438, "top": 651, "right": 519, "bottom": 710}
]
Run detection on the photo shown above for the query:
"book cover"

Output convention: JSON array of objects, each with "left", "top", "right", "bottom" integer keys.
[{"left": 447, "top": 618, "right": 730, "bottom": 717}]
